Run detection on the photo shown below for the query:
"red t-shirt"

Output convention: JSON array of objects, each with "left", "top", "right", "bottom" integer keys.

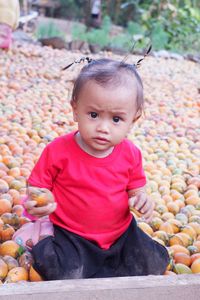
[{"left": 28, "top": 131, "right": 146, "bottom": 249}]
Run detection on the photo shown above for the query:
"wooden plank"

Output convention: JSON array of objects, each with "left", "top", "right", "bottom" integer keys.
[{"left": 0, "top": 274, "right": 199, "bottom": 300}]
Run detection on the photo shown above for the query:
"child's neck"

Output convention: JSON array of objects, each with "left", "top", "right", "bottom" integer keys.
[{"left": 75, "top": 132, "right": 114, "bottom": 158}]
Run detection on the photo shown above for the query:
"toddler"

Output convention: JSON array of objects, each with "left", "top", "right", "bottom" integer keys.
[{"left": 23, "top": 58, "right": 169, "bottom": 280}]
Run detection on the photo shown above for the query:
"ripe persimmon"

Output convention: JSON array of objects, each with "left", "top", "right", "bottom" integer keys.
[
  {"left": 0, "top": 179, "right": 9, "bottom": 194},
  {"left": 2, "top": 255, "right": 19, "bottom": 270},
  {"left": 29, "top": 266, "right": 43, "bottom": 282},
  {"left": 0, "top": 224, "right": 15, "bottom": 242},
  {"left": 0, "top": 258, "right": 8, "bottom": 280},
  {"left": 137, "top": 222, "right": 153, "bottom": 236},
  {"left": 12, "top": 204, "right": 24, "bottom": 217},
  {"left": 8, "top": 189, "right": 21, "bottom": 205},
  {"left": 0, "top": 240, "right": 20, "bottom": 258},
  {"left": 173, "top": 263, "right": 192, "bottom": 274},
  {"left": 191, "top": 258, "right": 200, "bottom": 274},
  {"left": 193, "top": 241, "right": 200, "bottom": 252},
  {"left": 159, "top": 222, "right": 174, "bottom": 234},
  {"left": 190, "top": 253, "right": 200, "bottom": 265},
  {"left": 173, "top": 252, "right": 191, "bottom": 267},
  {"left": 0, "top": 199, "right": 12, "bottom": 215},
  {"left": 170, "top": 244, "right": 190, "bottom": 256},
  {"left": 5, "top": 267, "right": 28, "bottom": 283}
]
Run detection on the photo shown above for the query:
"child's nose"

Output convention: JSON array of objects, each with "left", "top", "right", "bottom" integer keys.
[{"left": 96, "top": 121, "right": 109, "bottom": 133}]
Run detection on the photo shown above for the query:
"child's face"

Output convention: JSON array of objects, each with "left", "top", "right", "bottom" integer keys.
[{"left": 72, "top": 80, "right": 138, "bottom": 157}]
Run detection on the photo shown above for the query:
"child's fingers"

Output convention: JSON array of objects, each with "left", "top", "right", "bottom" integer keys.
[
  {"left": 26, "top": 203, "right": 57, "bottom": 218},
  {"left": 140, "top": 197, "right": 154, "bottom": 214},
  {"left": 142, "top": 201, "right": 154, "bottom": 222},
  {"left": 23, "top": 200, "right": 37, "bottom": 210},
  {"left": 143, "top": 207, "right": 154, "bottom": 223},
  {"left": 128, "top": 196, "right": 136, "bottom": 208},
  {"left": 134, "top": 193, "right": 147, "bottom": 211},
  {"left": 34, "top": 203, "right": 57, "bottom": 217},
  {"left": 130, "top": 207, "right": 142, "bottom": 217}
]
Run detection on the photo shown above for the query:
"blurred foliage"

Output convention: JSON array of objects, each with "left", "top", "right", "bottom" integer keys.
[
  {"left": 71, "top": 15, "right": 150, "bottom": 51},
  {"left": 41, "top": 0, "right": 200, "bottom": 54},
  {"left": 35, "top": 22, "right": 66, "bottom": 39}
]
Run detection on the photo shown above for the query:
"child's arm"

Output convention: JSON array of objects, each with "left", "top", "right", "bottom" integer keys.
[
  {"left": 23, "top": 186, "right": 57, "bottom": 218},
  {"left": 128, "top": 187, "right": 154, "bottom": 222}
]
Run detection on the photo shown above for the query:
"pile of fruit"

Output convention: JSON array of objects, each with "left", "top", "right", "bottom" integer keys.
[{"left": 0, "top": 42, "right": 199, "bottom": 283}]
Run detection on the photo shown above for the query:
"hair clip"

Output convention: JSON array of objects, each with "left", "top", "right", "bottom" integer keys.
[
  {"left": 135, "top": 44, "right": 152, "bottom": 68},
  {"left": 62, "top": 56, "right": 93, "bottom": 70},
  {"left": 121, "top": 43, "right": 152, "bottom": 68}
]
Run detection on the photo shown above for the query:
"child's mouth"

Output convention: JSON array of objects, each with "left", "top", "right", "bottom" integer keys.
[{"left": 94, "top": 137, "right": 109, "bottom": 144}]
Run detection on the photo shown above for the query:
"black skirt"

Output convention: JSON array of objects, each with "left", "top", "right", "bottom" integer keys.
[{"left": 31, "top": 217, "right": 169, "bottom": 280}]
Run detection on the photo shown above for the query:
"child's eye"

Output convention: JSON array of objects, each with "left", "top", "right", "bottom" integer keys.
[
  {"left": 113, "top": 116, "right": 121, "bottom": 123},
  {"left": 90, "top": 112, "right": 98, "bottom": 118}
]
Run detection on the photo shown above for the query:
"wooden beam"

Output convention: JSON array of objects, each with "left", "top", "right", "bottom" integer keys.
[{"left": 0, "top": 274, "right": 200, "bottom": 300}]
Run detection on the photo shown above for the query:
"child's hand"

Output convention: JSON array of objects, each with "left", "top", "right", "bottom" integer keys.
[
  {"left": 128, "top": 189, "right": 154, "bottom": 223},
  {"left": 24, "top": 187, "right": 57, "bottom": 218}
]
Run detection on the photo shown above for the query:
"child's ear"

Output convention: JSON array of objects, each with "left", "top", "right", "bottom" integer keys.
[{"left": 71, "top": 100, "right": 78, "bottom": 122}]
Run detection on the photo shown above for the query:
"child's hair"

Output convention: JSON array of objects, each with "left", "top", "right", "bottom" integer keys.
[{"left": 71, "top": 59, "right": 144, "bottom": 122}]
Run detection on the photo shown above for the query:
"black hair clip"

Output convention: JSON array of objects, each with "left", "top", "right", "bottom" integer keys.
[
  {"left": 62, "top": 56, "right": 93, "bottom": 70},
  {"left": 121, "top": 43, "right": 152, "bottom": 68},
  {"left": 135, "top": 44, "right": 152, "bottom": 68}
]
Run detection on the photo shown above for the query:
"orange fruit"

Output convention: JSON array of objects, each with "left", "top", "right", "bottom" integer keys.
[
  {"left": 185, "top": 196, "right": 200, "bottom": 206},
  {"left": 169, "top": 234, "right": 184, "bottom": 247},
  {"left": 2, "top": 175, "right": 14, "bottom": 184},
  {"left": 184, "top": 189, "right": 198, "bottom": 199},
  {"left": 5, "top": 267, "right": 28, "bottom": 283},
  {"left": 173, "top": 252, "right": 191, "bottom": 267},
  {"left": 0, "top": 224, "right": 15, "bottom": 242},
  {"left": 8, "top": 189, "right": 21, "bottom": 205},
  {"left": 167, "top": 219, "right": 182, "bottom": 234},
  {"left": 176, "top": 232, "right": 193, "bottom": 247},
  {"left": 0, "top": 198, "right": 12, "bottom": 215},
  {"left": 29, "top": 266, "right": 43, "bottom": 282},
  {"left": 0, "top": 179, "right": 9, "bottom": 193},
  {"left": 0, "top": 257, "right": 8, "bottom": 280},
  {"left": 180, "top": 225, "right": 197, "bottom": 240},
  {"left": 167, "top": 202, "right": 180, "bottom": 215},
  {"left": 152, "top": 237, "right": 165, "bottom": 246},
  {"left": 8, "top": 167, "right": 21, "bottom": 178},
  {"left": 173, "top": 263, "right": 192, "bottom": 274},
  {"left": 137, "top": 222, "right": 153, "bottom": 236},
  {"left": 0, "top": 240, "right": 20, "bottom": 258},
  {"left": 155, "top": 204, "right": 168, "bottom": 215},
  {"left": 170, "top": 190, "right": 183, "bottom": 201},
  {"left": 161, "top": 212, "right": 175, "bottom": 222},
  {"left": 191, "top": 258, "right": 200, "bottom": 273},
  {"left": 187, "top": 245, "right": 199, "bottom": 255},
  {"left": 193, "top": 241, "right": 200, "bottom": 252},
  {"left": 174, "top": 199, "right": 185, "bottom": 209},
  {"left": 2, "top": 255, "right": 19, "bottom": 270},
  {"left": 159, "top": 222, "right": 174, "bottom": 234},
  {"left": 190, "top": 253, "right": 200, "bottom": 265},
  {"left": 170, "top": 244, "right": 190, "bottom": 256},
  {"left": 152, "top": 230, "right": 169, "bottom": 245},
  {"left": 189, "top": 216, "right": 200, "bottom": 224},
  {"left": 12, "top": 204, "right": 24, "bottom": 217},
  {"left": 149, "top": 217, "right": 163, "bottom": 231}
]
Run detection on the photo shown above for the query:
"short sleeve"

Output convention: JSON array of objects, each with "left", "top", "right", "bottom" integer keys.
[
  {"left": 127, "top": 144, "right": 146, "bottom": 190},
  {"left": 28, "top": 144, "right": 59, "bottom": 190}
]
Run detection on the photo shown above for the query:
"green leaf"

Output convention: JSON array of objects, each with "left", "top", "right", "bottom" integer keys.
[{"left": 18, "top": 245, "right": 26, "bottom": 257}]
